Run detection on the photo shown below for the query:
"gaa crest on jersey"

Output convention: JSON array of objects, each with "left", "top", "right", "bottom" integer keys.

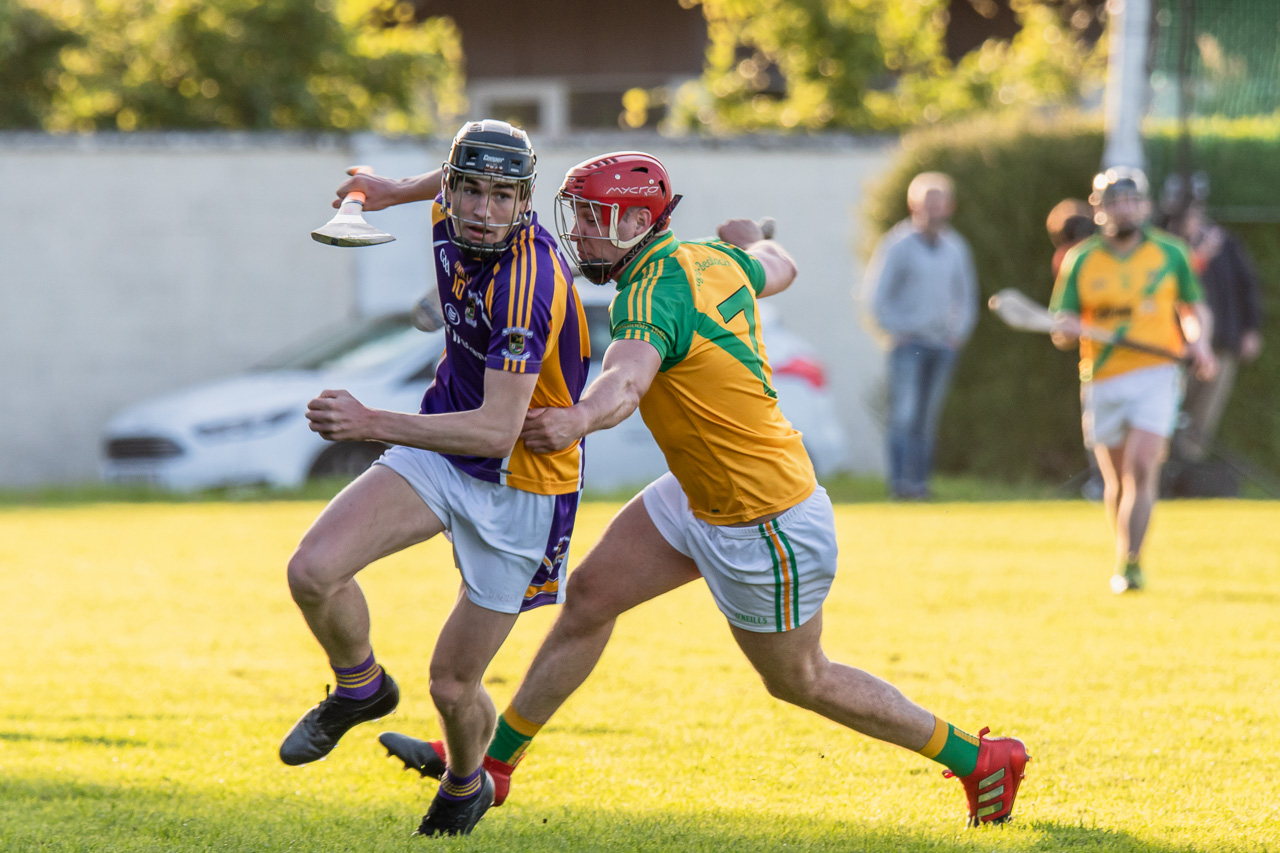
[{"left": 502, "top": 325, "right": 532, "bottom": 361}]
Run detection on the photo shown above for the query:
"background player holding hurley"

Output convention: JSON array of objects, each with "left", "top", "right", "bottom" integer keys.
[
  {"left": 382, "top": 150, "right": 1030, "bottom": 829},
  {"left": 279, "top": 120, "right": 590, "bottom": 838},
  {"left": 1050, "top": 167, "right": 1216, "bottom": 595}
]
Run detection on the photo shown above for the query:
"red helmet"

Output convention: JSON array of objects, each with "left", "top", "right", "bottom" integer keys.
[{"left": 554, "top": 151, "right": 681, "bottom": 283}]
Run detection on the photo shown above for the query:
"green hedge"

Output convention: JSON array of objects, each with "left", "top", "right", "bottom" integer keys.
[{"left": 866, "top": 114, "right": 1280, "bottom": 482}]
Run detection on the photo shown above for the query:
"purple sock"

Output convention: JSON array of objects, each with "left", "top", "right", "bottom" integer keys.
[
  {"left": 439, "top": 766, "right": 484, "bottom": 801},
  {"left": 332, "top": 653, "right": 383, "bottom": 700}
]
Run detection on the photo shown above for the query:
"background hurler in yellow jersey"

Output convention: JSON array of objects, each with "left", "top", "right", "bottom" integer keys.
[
  {"left": 382, "top": 151, "right": 1031, "bottom": 832},
  {"left": 1051, "top": 167, "right": 1217, "bottom": 594}
]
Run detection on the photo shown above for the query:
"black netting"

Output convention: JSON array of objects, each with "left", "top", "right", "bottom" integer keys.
[{"left": 1150, "top": 0, "right": 1280, "bottom": 120}]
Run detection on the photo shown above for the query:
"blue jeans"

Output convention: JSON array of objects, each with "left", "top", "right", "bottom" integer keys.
[{"left": 886, "top": 342, "right": 958, "bottom": 497}]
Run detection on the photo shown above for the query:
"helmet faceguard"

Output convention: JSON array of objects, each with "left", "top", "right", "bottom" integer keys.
[
  {"left": 442, "top": 119, "right": 536, "bottom": 260},
  {"left": 553, "top": 151, "right": 681, "bottom": 284},
  {"left": 1090, "top": 166, "right": 1150, "bottom": 238}
]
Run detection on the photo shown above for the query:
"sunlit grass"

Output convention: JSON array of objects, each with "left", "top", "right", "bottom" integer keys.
[
  {"left": 1, "top": 500, "right": 1277, "bottom": 851},
  {"left": 0, "top": 472, "right": 1071, "bottom": 508}
]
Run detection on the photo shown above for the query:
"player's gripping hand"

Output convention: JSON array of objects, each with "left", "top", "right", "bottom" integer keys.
[
  {"left": 307, "top": 389, "right": 376, "bottom": 441},
  {"left": 521, "top": 407, "right": 582, "bottom": 454},
  {"left": 717, "top": 218, "right": 766, "bottom": 248},
  {"left": 1050, "top": 313, "right": 1082, "bottom": 350},
  {"left": 334, "top": 167, "right": 400, "bottom": 211}
]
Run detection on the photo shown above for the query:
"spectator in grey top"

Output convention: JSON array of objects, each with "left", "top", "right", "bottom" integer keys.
[{"left": 861, "top": 172, "right": 978, "bottom": 499}]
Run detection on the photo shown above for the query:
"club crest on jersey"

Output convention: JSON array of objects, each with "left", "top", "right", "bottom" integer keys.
[
  {"left": 465, "top": 294, "right": 479, "bottom": 326},
  {"left": 502, "top": 325, "right": 532, "bottom": 361}
]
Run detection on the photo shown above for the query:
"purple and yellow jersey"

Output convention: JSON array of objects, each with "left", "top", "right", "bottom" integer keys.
[
  {"left": 1050, "top": 227, "right": 1203, "bottom": 382},
  {"left": 610, "top": 232, "right": 815, "bottom": 525},
  {"left": 420, "top": 201, "right": 591, "bottom": 496}
]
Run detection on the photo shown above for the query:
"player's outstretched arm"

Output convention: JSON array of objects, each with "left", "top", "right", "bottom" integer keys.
[
  {"left": 716, "top": 218, "right": 797, "bottom": 297},
  {"left": 522, "top": 340, "right": 661, "bottom": 454},
  {"left": 753, "top": 241, "right": 798, "bottom": 297},
  {"left": 309, "top": 370, "right": 539, "bottom": 458},
  {"left": 333, "top": 167, "right": 445, "bottom": 211},
  {"left": 382, "top": 368, "right": 538, "bottom": 457}
]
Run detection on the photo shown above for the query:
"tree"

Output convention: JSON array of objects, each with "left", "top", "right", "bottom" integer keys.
[
  {"left": 0, "top": 2, "right": 81, "bottom": 129},
  {"left": 667, "top": 0, "right": 1104, "bottom": 133},
  {"left": 2, "top": 0, "right": 462, "bottom": 133}
]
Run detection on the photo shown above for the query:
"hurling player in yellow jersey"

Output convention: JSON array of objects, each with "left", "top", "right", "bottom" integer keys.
[
  {"left": 1051, "top": 167, "right": 1216, "bottom": 594},
  {"left": 417, "top": 151, "right": 1029, "bottom": 829}
]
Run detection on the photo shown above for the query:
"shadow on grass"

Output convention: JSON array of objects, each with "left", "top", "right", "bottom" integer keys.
[
  {"left": 0, "top": 775, "right": 1245, "bottom": 853},
  {"left": 1191, "top": 589, "right": 1280, "bottom": 606},
  {"left": 1024, "top": 822, "right": 1197, "bottom": 852},
  {"left": 0, "top": 474, "right": 1074, "bottom": 509},
  {"left": 0, "top": 731, "right": 149, "bottom": 749}
]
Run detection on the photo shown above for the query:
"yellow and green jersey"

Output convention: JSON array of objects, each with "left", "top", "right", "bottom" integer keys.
[
  {"left": 609, "top": 232, "right": 815, "bottom": 525},
  {"left": 1050, "top": 227, "right": 1203, "bottom": 382}
]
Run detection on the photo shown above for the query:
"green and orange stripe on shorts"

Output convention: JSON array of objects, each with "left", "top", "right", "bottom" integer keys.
[{"left": 760, "top": 518, "right": 801, "bottom": 631}]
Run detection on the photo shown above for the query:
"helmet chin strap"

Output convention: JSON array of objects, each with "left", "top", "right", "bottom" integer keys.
[{"left": 604, "top": 195, "right": 683, "bottom": 282}]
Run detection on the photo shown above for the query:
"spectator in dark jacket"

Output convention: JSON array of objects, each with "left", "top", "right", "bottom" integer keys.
[{"left": 1167, "top": 203, "right": 1265, "bottom": 461}]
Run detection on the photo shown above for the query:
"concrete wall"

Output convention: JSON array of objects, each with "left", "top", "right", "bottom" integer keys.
[{"left": 0, "top": 131, "right": 896, "bottom": 487}]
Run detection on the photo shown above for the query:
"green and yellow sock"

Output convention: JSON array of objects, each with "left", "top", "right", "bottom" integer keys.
[
  {"left": 918, "top": 716, "right": 980, "bottom": 777},
  {"left": 486, "top": 706, "right": 542, "bottom": 767}
]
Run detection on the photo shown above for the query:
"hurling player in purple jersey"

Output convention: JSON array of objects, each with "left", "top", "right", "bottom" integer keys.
[{"left": 280, "top": 120, "right": 589, "bottom": 838}]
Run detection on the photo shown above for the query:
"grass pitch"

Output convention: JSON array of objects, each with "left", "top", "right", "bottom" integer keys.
[{"left": 1, "top": 499, "right": 1277, "bottom": 852}]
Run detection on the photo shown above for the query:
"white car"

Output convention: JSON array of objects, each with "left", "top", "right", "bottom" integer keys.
[
  {"left": 101, "top": 314, "right": 444, "bottom": 490},
  {"left": 101, "top": 284, "right": 850, "bottom": 492}
]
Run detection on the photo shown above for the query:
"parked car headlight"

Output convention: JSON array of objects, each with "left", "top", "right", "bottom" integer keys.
[{"left": 194, "top": 409, "right": 295, "bottom": 442}]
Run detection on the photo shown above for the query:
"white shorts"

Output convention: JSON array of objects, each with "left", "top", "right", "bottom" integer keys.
[
  {"left": 376, "top": 445, "right": 577, "bottom": 614},
  {"left": 1082, "top": 364, "right": 1184, "bottom": 449},
  {"left": 641, "top": 472, "right": 837, "bottom": 633}
]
